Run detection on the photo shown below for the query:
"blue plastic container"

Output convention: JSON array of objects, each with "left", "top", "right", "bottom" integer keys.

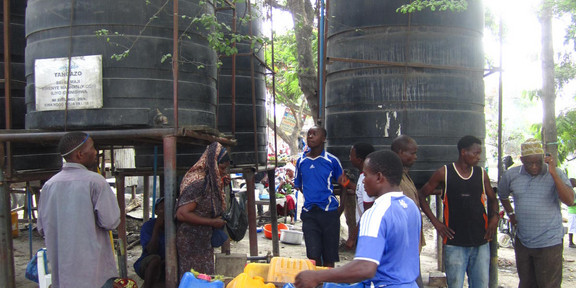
[
  {"left": 323, "top": 283, "right": 364, "bottom": 288},
  {"left": 283, "top": 282, "right": 363, "bottom": 288},
  {"left": 178, "top": 272, "right": 224, "bottom": 288}
]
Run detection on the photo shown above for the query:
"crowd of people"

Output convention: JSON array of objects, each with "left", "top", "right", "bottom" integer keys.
[
  {"left": 36, "top": 130, "right": 576, "bottom": 288},
  {"left": 291, "top": 129, "right": 575, "bottom": 288}
]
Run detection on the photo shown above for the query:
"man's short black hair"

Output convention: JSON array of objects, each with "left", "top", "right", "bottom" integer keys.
[
  {"left": 58, "top": 131, "right": 89, "bottom": 160},
  {"left": 365, "top": 150, "right": 403, "bottom": 186},
  {"left": 457, "top": 135, "right": 481, "bottom": 153},
  {"left": 309, "top": 126, "right": 327, "bottom": 137},
  {"left": 391, "top": 135, "right": 415, "bottom": 153},
  {"left": 352, "top": 143, "right": 375, "bottom": 160}
]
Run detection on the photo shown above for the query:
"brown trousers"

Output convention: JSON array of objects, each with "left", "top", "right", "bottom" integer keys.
[{"left": 515, "top": 238, "right": 563, "bottom": 288}]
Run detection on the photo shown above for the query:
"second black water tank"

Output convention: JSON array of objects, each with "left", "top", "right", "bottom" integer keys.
[
  {"left": 325, "top": 0, "right": 485, "bottom": 187},
  {"left": 216, "top": 2, "right": 267, "bottom": 166}
]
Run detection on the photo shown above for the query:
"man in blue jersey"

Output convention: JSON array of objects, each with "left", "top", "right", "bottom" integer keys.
[
  {"left": 295, "top": 150, "right": 421, "bottom": 288},
  {"left": 294, "top": 126, "right": 344, "bottom": 267}
]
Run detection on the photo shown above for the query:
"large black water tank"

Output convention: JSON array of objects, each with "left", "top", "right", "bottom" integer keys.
[
  {"left": 1, "top": 0, "right": 61, "bottom": 171},
  {"left": 25, "top": 0, "right": 217, "bottom": 130},
  {"left": 216, "top": 2, "right": 267, "bottom": 166},
  {"left": 1, "top": 0, "right": 26, "bottom": 129},
  {"left": 325, "top": 0, "right": 485, "bottom": 187}
]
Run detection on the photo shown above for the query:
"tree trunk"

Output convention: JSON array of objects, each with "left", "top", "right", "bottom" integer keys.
[
  {"left": 286, "top": 0, "right": 319, "bottom": 124},
  {"left": 540, "top": 2, "right": 558, "bottom": 161}
]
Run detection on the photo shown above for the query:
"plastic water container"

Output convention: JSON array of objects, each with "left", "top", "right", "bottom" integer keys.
[
  {"left": 283, "top": 282, "right": 363, "bottom": 288},
  {"left": 243, "top": 263, "right": 270, "bottom": 279},
  {"left": 178, "top": 272, "right": 224, "bottom": 288},
  {"left": 322, "top": 283, "right": 364, "bottom": 288},
  {"left": 267, "top": 257, "right": 315, "bottom": 283},
  {"left": 226, "top": 273, "right": 275, "bottom": 288}
]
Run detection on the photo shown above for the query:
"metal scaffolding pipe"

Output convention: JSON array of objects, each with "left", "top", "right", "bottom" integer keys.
[
  {"left": 173, "top": 0, "right": 180, "bottom": 130},
  {"left": 4, "top": 0, "right": 12, "bottom": 131},
  {"left": 115, "top": 175, "right": 128, "bottom": 278},
  {"left": 163, "top": 136, "right": 178, "bottom": 288},
  {"left": 327, "top": 56, "right": 485, "bottom": 73},
  {"left": 243, "top": 168, "right": 258, "bottom": 256},
  {"left": 0, "top": 128, "right": 236, "bottom": 146},
  {"left": 3, "top": 0, "right": 13, "bottom": 177},
  {"left": 0, "top": 142, "right": 16, "bottom": 288},
  {"left": 267, "top": 169, "right": 279, "bottom": 256}
]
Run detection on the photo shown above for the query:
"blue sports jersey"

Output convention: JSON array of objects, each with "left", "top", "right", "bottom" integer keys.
[
  {"left": 355, "top": 192, "right": 421, "bottom": 287},
  {"left": 294, "top": 150, "right": 343, "bottom": 211}
]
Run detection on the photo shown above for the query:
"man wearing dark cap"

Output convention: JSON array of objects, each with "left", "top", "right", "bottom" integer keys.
[
  {"left": 498, "top": 138, "right": 575, "bottom": 287},
  {"left": 38, "top": 132, "right": 120, "bottom": 288}
]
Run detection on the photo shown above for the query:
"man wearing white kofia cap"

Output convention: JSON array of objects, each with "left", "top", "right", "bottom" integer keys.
[{"left": 498, "top": 138, "right": 575, "bottom": 288}]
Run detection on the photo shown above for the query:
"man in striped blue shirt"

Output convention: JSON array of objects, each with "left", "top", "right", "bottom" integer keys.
[
  {"left": 295, "top": 151, "right": 421, "bottom": 288},
  {"left": 498, "top": 138, "right": 575, "bottom": 287}
]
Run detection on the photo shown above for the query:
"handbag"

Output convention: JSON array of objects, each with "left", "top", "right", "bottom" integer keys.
[
  {"left": 223, "top": 185, "right": 248, "bottom": 241},
  {"left": 209, "top": 182, "right": 229, "bottom": 247},
  {"left": 211, "top": 227, "right": 228, "bottom": 247},
  {"left": 25, "top": 248, "right": 48, "bottom": 283}
]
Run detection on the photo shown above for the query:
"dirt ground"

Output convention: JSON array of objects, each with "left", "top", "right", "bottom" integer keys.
[{"left": 9, "top": 198, "right": 576, "bottom": 288}]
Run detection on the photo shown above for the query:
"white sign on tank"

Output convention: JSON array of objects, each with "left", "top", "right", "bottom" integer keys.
[{"left": 35, "top": 55, "right": 103, "bottom": 111}]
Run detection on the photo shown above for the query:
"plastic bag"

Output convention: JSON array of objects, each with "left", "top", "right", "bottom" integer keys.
[
  {"left": 178, "top": 271, "right": 224, "bottom": 288},
  {"left": 211, "top": 227, "right": 228, "bottom": 247},
  {"left": 223, "top": 196, "right": 248, "bottom": 241},
  {"left": 25, "top": 248, "right": 48, "bottom": 283}
]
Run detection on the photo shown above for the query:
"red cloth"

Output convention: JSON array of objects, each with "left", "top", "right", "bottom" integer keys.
[{"left": 277, "top": 195, "right": 295, "bottom": 215}]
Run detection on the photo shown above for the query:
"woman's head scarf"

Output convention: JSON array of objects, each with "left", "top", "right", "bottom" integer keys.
[{"left": 179, "top": 142, "right": 229, "bottom": 211}]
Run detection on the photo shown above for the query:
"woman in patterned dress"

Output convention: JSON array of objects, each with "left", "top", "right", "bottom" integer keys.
[{"left": 175, "top": 142, "right": 230, "bottom": 278}]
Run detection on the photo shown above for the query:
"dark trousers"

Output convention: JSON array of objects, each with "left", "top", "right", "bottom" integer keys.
[
  {"left": 515, "top": 238, "right": 563, "bottom": 288},
  {"left": 301, "top": 207, "right": 340, "bottom": 265}
]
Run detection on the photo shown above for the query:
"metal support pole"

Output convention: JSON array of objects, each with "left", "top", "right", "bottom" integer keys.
[
  {"left": 0, "top": 142, "right": 16, "bottom": 288},
  {"left": 4, "top": 0, "right": 13, "bottom": 178},
  {"left": 163, "top": 136, "right": 178, "bottom": 288},
  {"left": 172, "top": 0, "right": 179, "bottom": 129},
  {"left": 435, "top": 195, "right": 444, "bottom": 271},
  {"left": 143, "top": 176, "right": 150, "bottom": 222},
  {"left": 243, "top": 168, "right": 258, "bottom": 256},
  {"left": 115, "top": 175, "right": 127, "bottom": 278},
  {"left": 490, "top": 11, "right": 505, "bottom": 288},
  {"left": 267, "top": 169, "right": 279, "bottom": 256}
]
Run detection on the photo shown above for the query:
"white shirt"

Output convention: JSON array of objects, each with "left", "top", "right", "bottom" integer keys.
[{"left": 355, "top": 173, "right": 375, "bottom": 224}]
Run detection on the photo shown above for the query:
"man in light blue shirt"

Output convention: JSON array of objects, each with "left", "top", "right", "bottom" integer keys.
[
  {"left": 295, "top": 150, "right": 421, "bottom": 288},
  {"left": 38, "top": 132, "right": 120, "bottom": 288},
  {"left": 498, "top": 138, "right": 575, "bottom": 287}
]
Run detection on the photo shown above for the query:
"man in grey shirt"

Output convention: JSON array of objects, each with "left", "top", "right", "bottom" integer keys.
[
  {"left": 38, "top": 132, "right": 120, "bottom": 288},
  {"left": 498, "top": 138, "right": 575, "bottom": 287}
]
